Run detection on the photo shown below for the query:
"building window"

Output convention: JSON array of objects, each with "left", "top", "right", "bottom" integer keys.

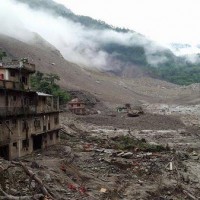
[
  {"left": 54, "top": 116, "right": 59, "bottom": 125},
  {"left": 21, "top": 76, "right": 28, "bottom": 85},
  {"left": 34, "top": 118, "right": 41, "bottom": 129},
  {"left": 13, "top": 96, "right": 17, "bottom": 101},
  {"left": 48, "top": 123, "right": 50, "bottom": 130},
  {"left": 56, "top": 132, "right": 59, "bottom": 139},
  {"left": 0, "top": 74, "right": 4, "bottom": 80},
  {"left": 10, "top": 71, "right": 15, "bottom": 77},
  {"left": 22, "top": 120, "right": 29, "bottom": 132},
  {"left": 22, "top": 139, "right": 29, "bottom": 150},
  {"left": 49, "top": 133, "right": 53, "bottom": 140},
  {"left": 12, "top": 119, "right": 17, "bottom": 128},
  {"left": 5, "top": 120, "right": 9, "bottom": 126},
  {"left": 13, "top": 142, "right": 17, "bottom": 148}
]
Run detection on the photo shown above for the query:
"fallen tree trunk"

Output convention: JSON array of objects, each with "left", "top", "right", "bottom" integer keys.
[
  {"left": 11, "top": 161, "right": 55, "bottom": 200},
  {"left": 183, "top": 190, "right": 198, "bottom": 200},
  {"left": 0, "top": 188, "right": 43, "bottom": 200}
]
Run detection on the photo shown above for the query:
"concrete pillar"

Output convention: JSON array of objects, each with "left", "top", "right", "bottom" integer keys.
[
  {"left": 18, "top": 140, "right": 21, "bottom": 157},
  {"left": 29, "top": 137, "right": 33, "bottom": 153}
]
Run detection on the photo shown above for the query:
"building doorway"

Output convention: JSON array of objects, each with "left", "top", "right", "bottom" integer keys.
[
  {"left": 32, "top": 135, "right": 42, "bottom": 150},
  {"left": 0, "top": 145, "right": 9, "bottom": 160}
]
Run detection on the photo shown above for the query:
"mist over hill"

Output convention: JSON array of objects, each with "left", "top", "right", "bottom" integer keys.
[{"left": 1, "top": 0, "right": 200, "bottom": 85}]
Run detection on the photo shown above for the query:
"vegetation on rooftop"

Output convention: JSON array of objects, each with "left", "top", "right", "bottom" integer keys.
[{"left": 30, "top": 71, "right": 70, "bottom": 105}]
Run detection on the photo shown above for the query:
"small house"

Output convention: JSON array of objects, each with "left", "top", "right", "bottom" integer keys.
[{"left": 68, "top": 98, "right": 86, "bottom": 115}]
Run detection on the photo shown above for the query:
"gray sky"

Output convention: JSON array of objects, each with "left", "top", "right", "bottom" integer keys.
[{"left": 54, "top": 0, "right": 200, "bottom": 45}]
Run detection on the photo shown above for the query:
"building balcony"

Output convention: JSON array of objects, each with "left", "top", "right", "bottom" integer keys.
[
  {"left": 36, "top": 106, "right": 60, "bottom": 113},
  {"left": 0, "top": 106, "right": 37, "bottom": 117},
  {"left": 22, "top": 62, "right": 36, "bottom": 73},
  {"left": 0, "top": 80, "right": 21, "bottom": 90},
  {"left": 0, "top": 105, "right": 60, "bottom": 117}
]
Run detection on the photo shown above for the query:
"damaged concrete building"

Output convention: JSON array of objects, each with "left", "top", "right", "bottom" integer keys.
[
  {"left": 0, "top": 59, "right": 60, "bottom": 160},
  {"left": 68, "top": 98, "right": 86, "bottom": 115}
]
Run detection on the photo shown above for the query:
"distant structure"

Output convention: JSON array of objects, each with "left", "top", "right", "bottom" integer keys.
[
  {"left": 68, "top": 98, "right": 86, "bottom": 115},
  {"left": 0, "top": 59, "right": 60, "bottom": 160}
]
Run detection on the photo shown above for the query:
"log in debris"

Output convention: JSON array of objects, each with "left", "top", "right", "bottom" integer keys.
[
  {"left": 9, "top": 161, "right": 55, "bottom": 200},
  {"left": 183, "top": 190, "right": 198, "bottom": 200},
  {"left": 0, "top": 187, "right": 43, "bottom": 200}
]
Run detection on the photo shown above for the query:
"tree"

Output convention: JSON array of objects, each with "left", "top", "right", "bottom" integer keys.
[
  {"left": 0, "top": 51, "right": 7, "bottom": 60},
  {"left": 30, "top": 71, "right": 70, "bottom": 105}
]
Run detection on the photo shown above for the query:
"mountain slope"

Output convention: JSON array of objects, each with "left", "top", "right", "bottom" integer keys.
[
  {"left": 1, "top": 34, "right": 195, "bottom": 106},
  {"left": 12, "top": 1, "right": 178, "bottom": 75},
  {"left": 7, "top": 0, "right": 200, "bottom": 85}
]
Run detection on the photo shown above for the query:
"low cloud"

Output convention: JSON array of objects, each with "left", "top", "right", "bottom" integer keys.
[{"left": 0, "top": 0, "right": 173, "bottom": 70}]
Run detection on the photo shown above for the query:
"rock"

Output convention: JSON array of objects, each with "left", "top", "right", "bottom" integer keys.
[
  {"left": 31, "top": 181, "right": 36, "bottom": 188},
  {"left": 31, "top": 161, "right": 40, "bottom": 168},
  {"left": 121, "top": 152, "right": 133, "bottom": 158},
  {"left": 44, "top": 174, "right": 52, "bottom": 182},
  {"left": 117, "top": 152, "right": 125, "bottom": 157},
  {"left": 95, "top": 148, "right": 104, "bottom": 153},
  {"left": 191, "top": 155, "right": 199, "bottom": 160},
  {"left": 100, "top": 188, "right": 107, "bottom": 193},
  {"left": 176, "top": 151, "right": 189, "bottom": 160},
  {"left": 144, "top": 152, "right": 152, "bottom": 157},
  {"left": 190, "top": 151, "right": 199, "bottom": 160},
  {"left": 10, "top": 188, "right": 19, "bottom": 195},
  {"left": 138, "top": 180, "right": 144, "bottom": 185}
]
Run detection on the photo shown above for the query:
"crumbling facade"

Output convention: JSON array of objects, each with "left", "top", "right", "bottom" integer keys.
[{"left": 0, "top": 59, "right": 60, "bottom": 160}]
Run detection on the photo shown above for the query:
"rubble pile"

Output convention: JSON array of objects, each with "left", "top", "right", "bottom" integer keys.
[{"left": 1, "top": 109, "right": 200, "bottom": 199}]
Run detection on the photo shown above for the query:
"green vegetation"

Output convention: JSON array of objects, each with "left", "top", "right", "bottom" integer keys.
[
  {"left": 146, "top": 61, "right": 200, "bottom": 85},
  {"left": 111, "top": 136, "right": 167, "bottom": 152},
  {"left": 30, "top": 71, "right": 70, "bottom": 104},
  {"left": 103, "top": 43, "right": 148, "bottom": 65},
  {"left": 0, "top": 51, "right": 7, "bottom": 60}
]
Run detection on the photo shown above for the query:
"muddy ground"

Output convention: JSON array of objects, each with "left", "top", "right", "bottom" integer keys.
[{"left": 1, "top": 104, "right": 200, "bottom": 200}]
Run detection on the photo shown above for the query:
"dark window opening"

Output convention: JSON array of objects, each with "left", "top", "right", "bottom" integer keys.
[
  {"left": 54, "top": 116, "right": 59, "bottom": 125},
  {"left": 49, "top": 133, "right": 53, "bottom": 140},
  {"left": 22, "top": 120, "right": 29, "bottom": 132},
  {"left": 43, "top": 125, "right": 47, "bottom": 131},
  {"left": 42, "top": 97, "right": 46, "bottom": 104},
  {"left": 56, "top": 132, "right": 59, "bottom": 139},
  {"left": 21, "top": 98, "right": 29, "bottom": 107},
  {"left": 21, "top": 76, "right": 28, "bottom": 85},
  {"left": 32, "top": 135, "right": 42, "bottom": 150},
  {"left": 10, "top": 71, "right": 15, "bottom": 77},
  {"left": 22, "top": 139, "right": 29, "bottom": 150},
  {"left": 13, "top": 142, "right": 17, "bottom": 148},
  {"left": 12, "top": 119, "right": 17, "bottom": 128},
  {"left": 34, "top": 118, "right": 41, "bottom": 129},
  {"left": 13, "top": 96, "right": 17, "bottom": 101},
  {"left": 0, "top": 145, "right": 9, "bottom": 160},
  {"left": 43, "top": 133, "right": 47, "bottom": 138}
]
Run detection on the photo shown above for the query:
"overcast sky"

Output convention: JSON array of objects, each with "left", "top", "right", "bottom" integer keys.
[{"left": 54, "top": 0, "right": 200, "bottom": 45}]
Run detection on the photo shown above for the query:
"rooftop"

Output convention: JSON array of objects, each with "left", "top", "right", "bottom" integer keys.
[
  {"left": 0, "top": 59, "right": 36, "bottom": 73},
  {"left": 36, "top": 92, "right": 53, "bottom": 97}
]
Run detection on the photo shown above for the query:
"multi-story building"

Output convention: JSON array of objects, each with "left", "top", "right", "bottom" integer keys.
[
  {"left": 0, "top": 59, "right": 60, "bottom": 160},
  {"left": 68, "top": 98, "right": 86, "bottom": 115}
]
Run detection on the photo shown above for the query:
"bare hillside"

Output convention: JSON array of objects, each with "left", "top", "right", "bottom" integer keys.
[{"left": 0, "top": 34, "right": 199, "bottom": 106}]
